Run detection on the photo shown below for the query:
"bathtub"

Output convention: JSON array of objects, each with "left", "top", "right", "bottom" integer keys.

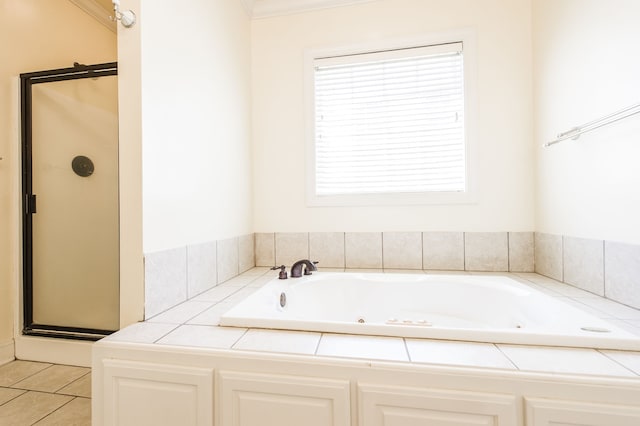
[{"left": 220, "top": 272, "right": 640, "bottom": 350}]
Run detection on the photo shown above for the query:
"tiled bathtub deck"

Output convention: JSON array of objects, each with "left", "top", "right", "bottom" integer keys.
[{"left": 104, "top": 267, "right": 640, "bottom": 378}]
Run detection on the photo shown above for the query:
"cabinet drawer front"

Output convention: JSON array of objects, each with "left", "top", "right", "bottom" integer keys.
[
  {"left": 102, "top": 359, "right": 214, "bottom": 426},
  {"left": 359, "top": 383, "right": 519, "bottom": 426},
  {"left": 526, "top": 397, "right": 640, "bottom": 426},
  {"left": 218, "top": 370, "right": 351, "bottom": 426}
]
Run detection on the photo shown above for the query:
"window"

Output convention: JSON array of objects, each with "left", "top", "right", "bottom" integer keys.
[{"left": 307, "top": 39, "right": 473, "bottom": 206}]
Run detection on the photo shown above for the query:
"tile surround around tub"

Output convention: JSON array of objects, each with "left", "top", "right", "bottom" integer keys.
[
  {"left": 383, "top": 232, "right": 422, "bottom": 269},
  {"left": 275, "top": 233, "right": 309, "bottom": 267},
  {"left": 605, "top": 241, "right": 640, "bottom": 309},
  {"left": 423, "top": 232, "right": 464, "bottom": 271},
  {"left": 563, "top": 236, "right": 604, "bottom": 296},
  {"left": 217, "top": 238, "right": 240, "bottom": 284},
  {"left": 508, "top": 232, "right": 534, "bottom": 272},
  {"left": 252, "top": 230, "right": 638, "bottom": 313},
  {"left": 255, "top": 233, "right": 275, "bottom": 266},
  {"left": 186, "top": 241, "right": 217, "bottom": 299},
  {"left": 345, "top": 232, "right": 383, "bottom": 269},
  {"left": 464, "top": 232, "right": 509, "bottom": 271},
  {"left": 534, "top": 232, "right": 563, "bottom": 281},
  {"left": 144, "top": 247, "right": 188, "bottom": 319},
  {"left": 535, "top": 233, "right": 640, "bottom": 311},
  {"left": 309, "top": 232, "right": 345, "bottom": 268},
  {"left": 145, "top": 234, "right": 256, "bottom": 320},
  {"left": 256, "top": 231, "right": 534, "bottom": 273},
  {"left": 238, "top": 234, "right": 255, "bottom": 273}
]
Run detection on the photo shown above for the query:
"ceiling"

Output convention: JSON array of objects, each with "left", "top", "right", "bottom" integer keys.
[
  {"left": 248, "top": 0, "right": 379, "bottom": 18},
  {"left": 70, "top": 0, "right": 379, "bottom": 26}
]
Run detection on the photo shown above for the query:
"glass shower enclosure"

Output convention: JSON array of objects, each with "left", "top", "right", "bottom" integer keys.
[{"left": 21, "top": 62, "right": 120, "bottom": 340}]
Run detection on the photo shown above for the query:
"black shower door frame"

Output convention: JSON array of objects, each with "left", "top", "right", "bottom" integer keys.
[{"left": 21, "top": 62, "right": 118, "bottom": 341}]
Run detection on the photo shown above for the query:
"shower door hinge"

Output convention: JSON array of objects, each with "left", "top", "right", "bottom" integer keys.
[{"left": 25, "top": 194, "right": 37, "bottom": 214}]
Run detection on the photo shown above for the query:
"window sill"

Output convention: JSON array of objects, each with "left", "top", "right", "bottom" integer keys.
[{"left": 306, "top": 191, "right": 477, "bottom": 207}]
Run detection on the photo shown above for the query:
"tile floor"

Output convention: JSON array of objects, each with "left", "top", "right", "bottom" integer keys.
[{"left": 0, "top": 360, "right": 90, "bottom": 426}]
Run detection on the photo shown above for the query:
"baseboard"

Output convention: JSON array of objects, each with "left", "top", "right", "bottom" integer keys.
[
  {"left": 0, "top": 339, "right": 15, "bottom": 366},
  {"left": 14, "top": 335, "right": 93, "bottom": 367}
]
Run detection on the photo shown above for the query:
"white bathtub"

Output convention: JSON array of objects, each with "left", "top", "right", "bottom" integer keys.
[{"left": 220, "top": 272, "right": 640, "bottom": 350}]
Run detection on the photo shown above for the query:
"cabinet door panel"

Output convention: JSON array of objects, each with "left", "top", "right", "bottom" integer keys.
[
  {"left": 525, "top": 397, "right": 640, "bottom": 426},
  {"left": 359, "top": 383, "right": 519, "bottom": 426},
  {"left": 102, "top": 359, "right": 213, "bottom": 426},
  {"left": 218, "top": 370, "right": 350, "bottom": 426}
]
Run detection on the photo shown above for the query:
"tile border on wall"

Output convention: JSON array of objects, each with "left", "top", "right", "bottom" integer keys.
[
  {"left": 536, "top": 232, "right": 640, "bottom": 310},
  {"left": 256, "top": 231, "right": 535, "bottom": 274},
  {"left": 144, "top": 231, "right": 639, "bottom": 321},
  {"left": 562, "top": 236, "right": 604, "bottom": 296},
  {"left": 144, "top": 234, "right": 256, "bottom": 320}
]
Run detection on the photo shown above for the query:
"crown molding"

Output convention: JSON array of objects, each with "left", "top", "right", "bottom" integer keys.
[
  {"left": 69, "top": 0, "right": 116, "bottom": 33},
  {"left": 239, "top": 0, "right": 256, "bottom": 17},
  {"left": 251, "top": 0, "right": 379, "bottom": 19}
]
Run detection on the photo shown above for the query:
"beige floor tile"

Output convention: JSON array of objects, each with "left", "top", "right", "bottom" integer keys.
[
  {"left": 0, "top": 391, "right": 72, "bottom": 425},
  {"left": 0, "top": 361, "right": 52, "bottom": 387},
  {"left": 13, "top": 365, "right": 90, "bottom": 393},
  {"left": 0, "top": 387, "right": 26, "bottom": 405},
  {"left": 57, "top": 373, "right": 91, "bottom": 398},
  {"left": 33, "top": 397, "right": 91, "bottom": 426}
]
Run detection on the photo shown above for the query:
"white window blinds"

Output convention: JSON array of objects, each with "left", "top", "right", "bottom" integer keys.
[{"left": 313, "top": 42, "right": 465, "bottom": 196}]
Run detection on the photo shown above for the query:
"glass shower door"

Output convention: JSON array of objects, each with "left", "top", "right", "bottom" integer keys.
[{"left": 22, "top": 63, "right": 120, "bottom": 339}]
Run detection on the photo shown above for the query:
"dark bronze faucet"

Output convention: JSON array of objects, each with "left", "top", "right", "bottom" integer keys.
[
  {"left": 290, "top": 259, "right": 318, "bottom": 278},
  {"left": 270, "top": 265, "right": 288, "bottom": 279}
]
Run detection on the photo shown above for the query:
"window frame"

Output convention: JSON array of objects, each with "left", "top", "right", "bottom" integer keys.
[{"left": 304, "top": 30, "right": 477, "bottom": 207}]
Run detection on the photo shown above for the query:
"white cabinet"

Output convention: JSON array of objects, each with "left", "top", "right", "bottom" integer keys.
[
  {"left": 218, "top": 370, "right": 351, "bottom": 426},
  {"left": 359, "top": 383, "right": 519, "bottom": 426},
  {"left": 525, "top": 397, "right": 640, "bottom": 426},
  {"left": 101, "top": 359, "right": 214, "bottom": 426},
  {"left": 92, "top": 343, "right": 640, "bottom": 426}
]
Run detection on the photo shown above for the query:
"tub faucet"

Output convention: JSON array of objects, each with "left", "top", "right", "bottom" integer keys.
[{"left": 290, "top": 259, "right": 318, "bottom": 278}]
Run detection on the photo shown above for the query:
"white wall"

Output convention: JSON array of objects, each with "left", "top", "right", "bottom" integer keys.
[
  {"left": 534, "top": 0, "right": 640, "bottom": 245},
  {"left": 138, "top": 0, "right": 253, "bottom": 253},
  {"left": 251, "top": 0, "right": 534, "bottom": 232}
]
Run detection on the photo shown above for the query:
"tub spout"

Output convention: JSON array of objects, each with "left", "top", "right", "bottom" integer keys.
[{"left": 290, "top": 259, "right": 318, "bottom": 278}]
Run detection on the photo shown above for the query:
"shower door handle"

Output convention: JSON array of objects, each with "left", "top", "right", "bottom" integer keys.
[{"left": 26, "top": 194, "right": 37, "bottom": 214}]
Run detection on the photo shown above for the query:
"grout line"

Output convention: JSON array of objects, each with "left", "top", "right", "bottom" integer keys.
[
  {"left": 185, "top": 245, "right": 190, "bottom": 300},
  {"left": 494, "top": 344, "right": 519, "bottom": 370},
  {"left": 561, "top": 234, "right": 565, "bottom": 283},
  {"left": 343, "top": 232, "right": 347, "bottom": 269},
  {"left": 31, "top": 394, "right": 78, "bottom": 425},
  {"left": 152, "top": 324, "right": 181, "bottom": 343},
  {"left": 421, "top": 232, "right": 424, "bottom": 270},
  {"left": 52, "top": 369, "right": 91, "bottom": 395},
  {"left": 597, "top": 350, "right": 639, "bottom": 377},
  {"left": 9, "top": 363, "right": 55, "bottom": 388},
  {"left": 0, "top": 386, "right": 26, "bottom": 406},
  {"left": 230, "top": 328, "right": 250, "bottom": 350},
  {"left": 403, "top": 338, "right": 412, "bottom": 362},
  {"left": 462, "top": 232, "right": 466, "bottom": 271},
  {"left": 507, "top": 232, "right": 511, "bottom": 272},
  {"left": 314, "top": 333, "right": 324, "bottom": 356},
  {"left": 602, "top": 240, "right": 607, "bottom": 298}
]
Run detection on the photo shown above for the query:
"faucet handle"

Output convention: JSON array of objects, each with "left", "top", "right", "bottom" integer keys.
[{"left": 270, "top": 265, "right": 288, "bottom": 280}]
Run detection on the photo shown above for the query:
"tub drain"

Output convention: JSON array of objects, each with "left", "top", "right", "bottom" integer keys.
[{"left": 357, "top": 317, "right": 366, "bottom": 324}]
